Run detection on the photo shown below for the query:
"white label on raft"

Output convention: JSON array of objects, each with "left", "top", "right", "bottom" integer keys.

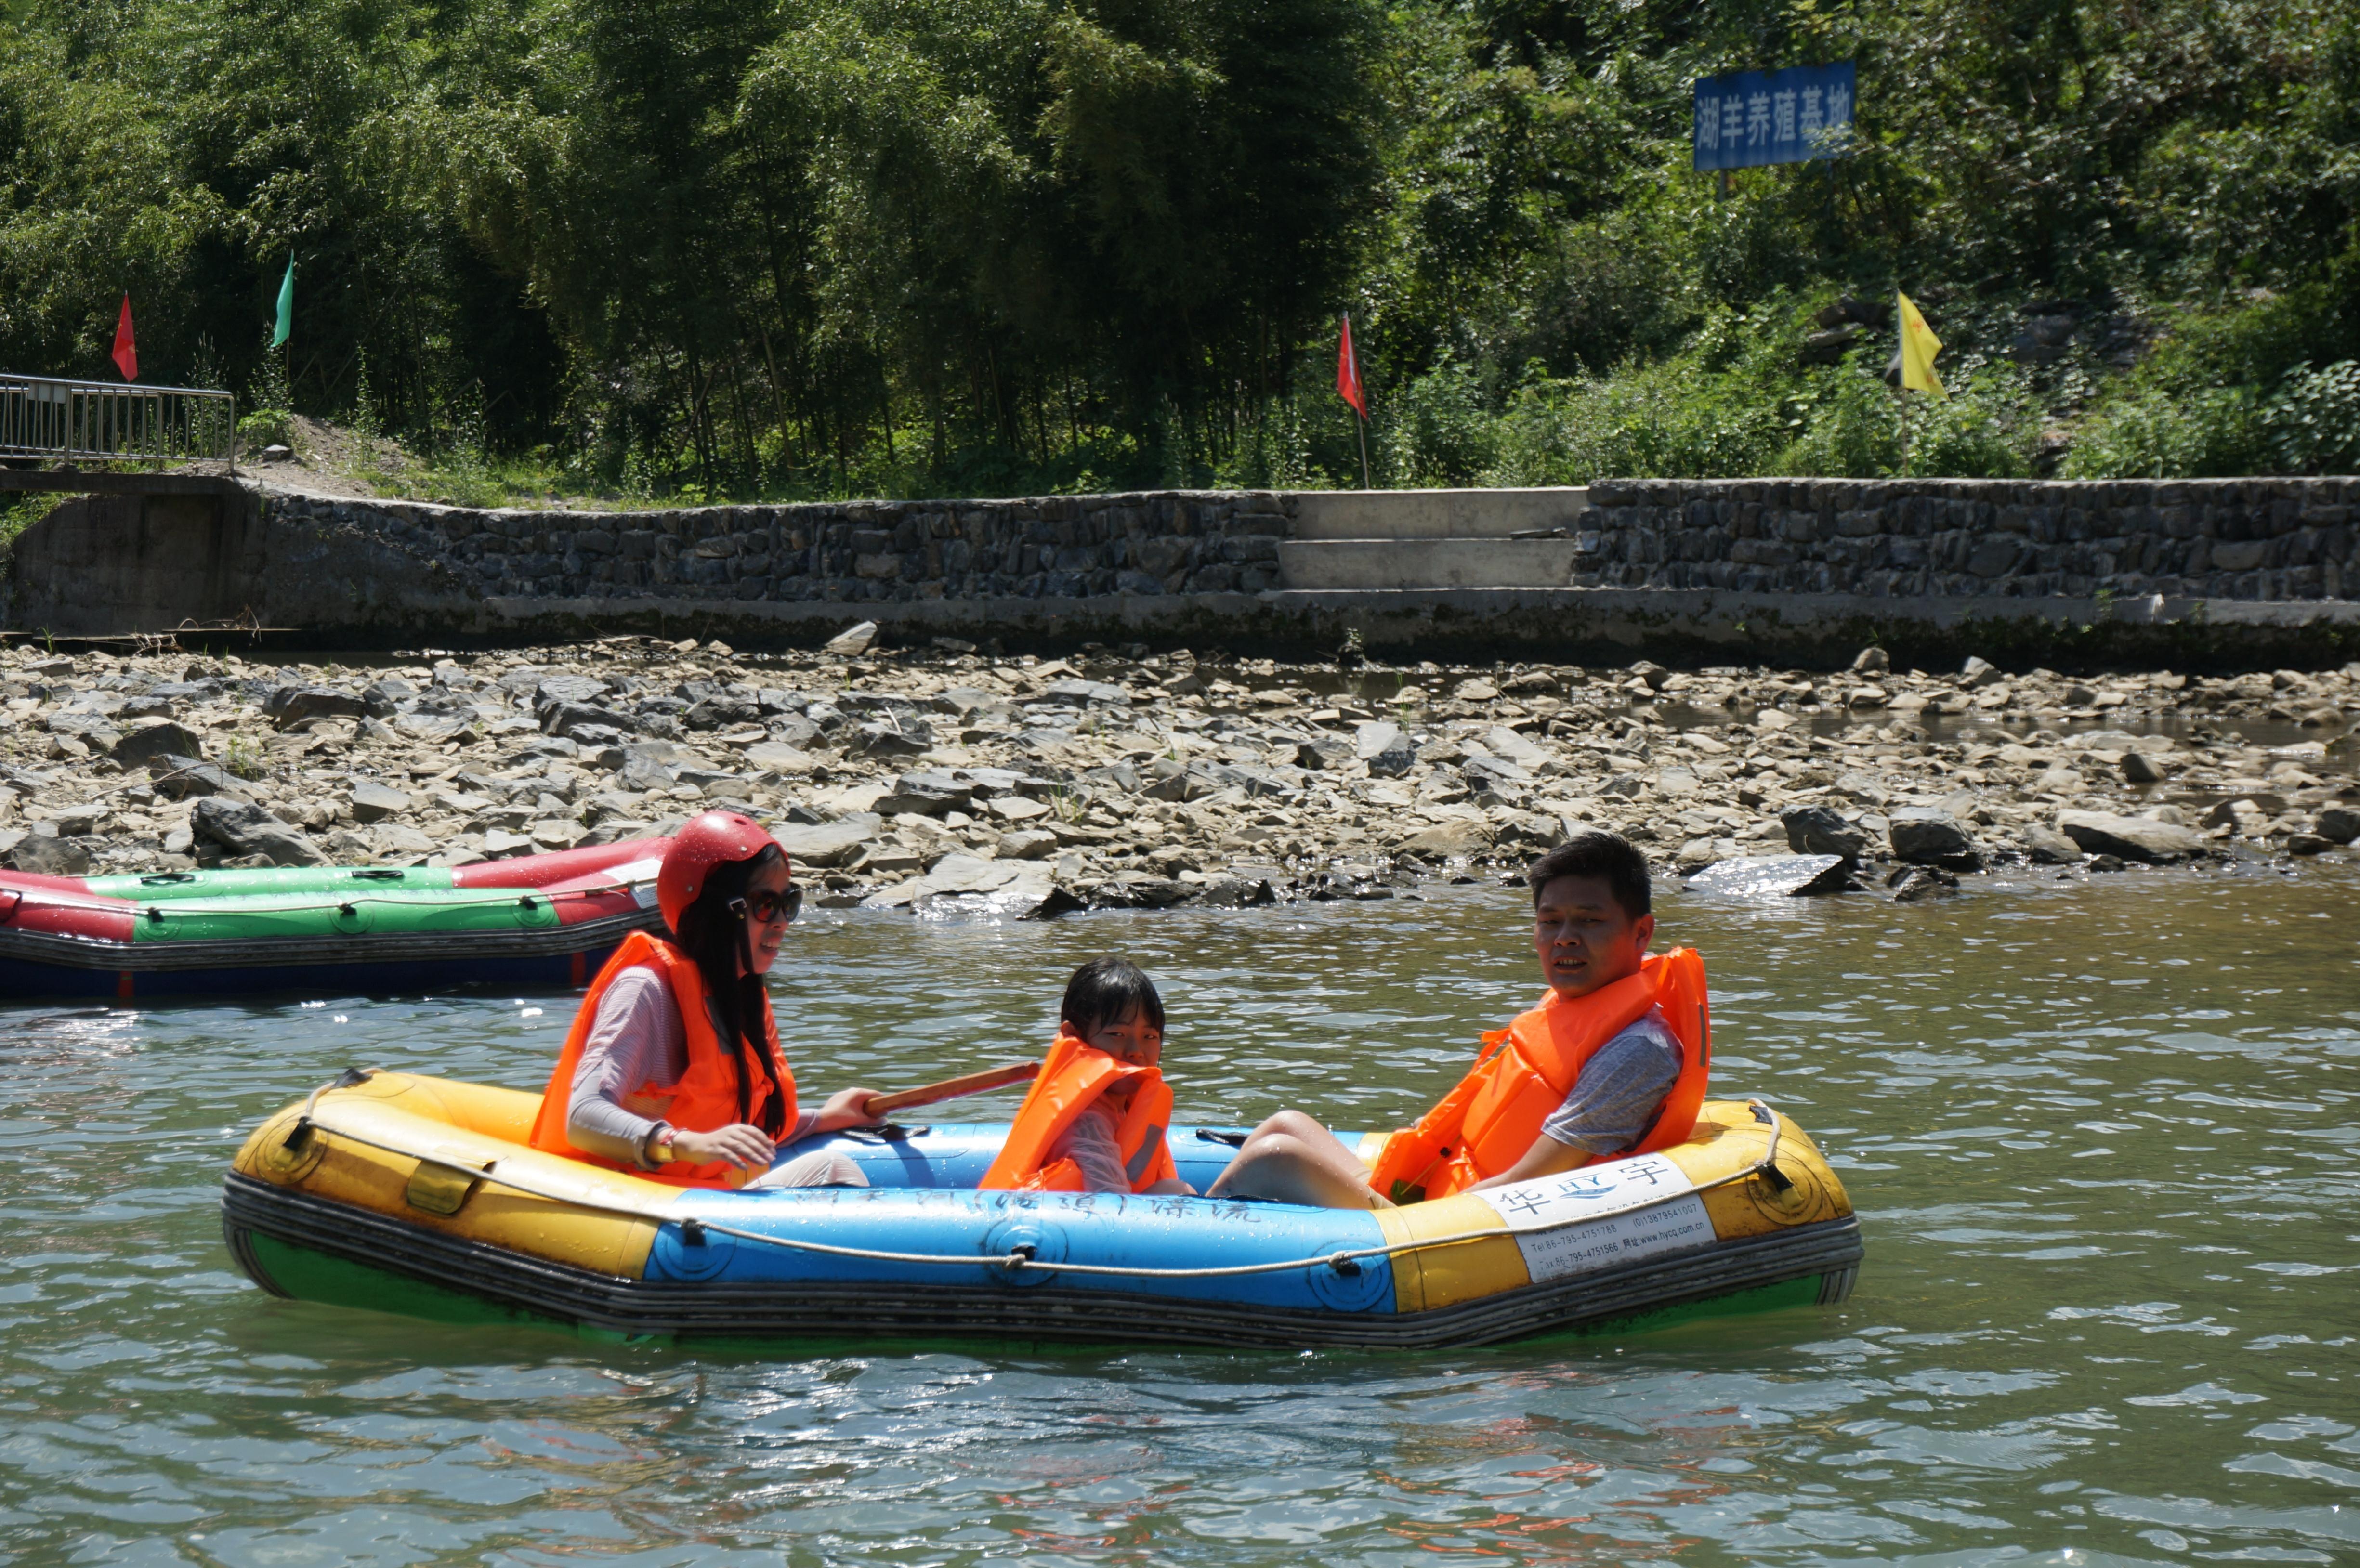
[
  {"left": 1473, "top": 1151, "right": 1694, "bottom": 1233},
  {"left": 1515, "top": 1193, "right": 1716, "bottom": 1283}
]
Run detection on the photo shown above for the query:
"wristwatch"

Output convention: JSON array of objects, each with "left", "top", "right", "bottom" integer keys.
[{"left": 645, "top": 1125, "right": 678, "bottom": 1166}]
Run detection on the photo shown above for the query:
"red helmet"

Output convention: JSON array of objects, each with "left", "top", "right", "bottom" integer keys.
[{"left": 657, "top": 811, "right": 789, "bottom": 930}]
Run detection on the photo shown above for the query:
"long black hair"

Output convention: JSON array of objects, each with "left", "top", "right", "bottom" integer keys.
[{"left": 669, "top": 843, "right": 791, "bottom": 1136}]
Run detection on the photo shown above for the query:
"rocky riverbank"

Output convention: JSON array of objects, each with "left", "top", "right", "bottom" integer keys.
[{"left": 1, "top": 627, "right": 2354, "bottom": 913}]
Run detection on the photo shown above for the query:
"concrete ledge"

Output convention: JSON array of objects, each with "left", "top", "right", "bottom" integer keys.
[
  {"left": 0, "top": 469, "right": 243, "bottom": 497},
  {"left": 1288, "top": 487, "right": 1587, "bottom": 540},
  {"left": 433, "top": 585, "right": 2360, "bottom": 667},
  {"left": 1277, "top": 538, "right": 1581, "bottom": 590}
]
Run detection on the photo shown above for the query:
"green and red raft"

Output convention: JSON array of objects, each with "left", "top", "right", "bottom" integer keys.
[{"left": 0, "top": 839, "right": 668, "bottom": 999}]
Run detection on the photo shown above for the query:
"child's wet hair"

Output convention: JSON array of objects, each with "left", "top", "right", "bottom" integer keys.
[{"left": 1061, "top": 956, "right": 1165, "bottom": 1037}]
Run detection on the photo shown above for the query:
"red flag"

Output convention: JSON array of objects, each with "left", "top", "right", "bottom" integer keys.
[
  {"left": 111, "top": 294, "right": 137, "bottom": 381},
  {"left": 1336, "top": 313, "right": 1366, "bottom": 418}
]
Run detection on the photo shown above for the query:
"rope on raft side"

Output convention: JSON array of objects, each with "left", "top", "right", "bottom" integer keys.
[{"left": 275, "top": 1072, "right": 1801, "bottom": 1283}]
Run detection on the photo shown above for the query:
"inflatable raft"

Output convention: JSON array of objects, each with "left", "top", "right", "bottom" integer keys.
[
  {"left": 0, "top": 841, "right": 667, "bottom": 998},
  {"left": 222, "top": 1070, "right": 1863, "bottom": 1350}
]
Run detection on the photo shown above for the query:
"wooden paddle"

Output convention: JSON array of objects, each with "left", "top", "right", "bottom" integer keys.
[{"left": 862, "top": 1060, "right": 1041, "bottom": 1117}]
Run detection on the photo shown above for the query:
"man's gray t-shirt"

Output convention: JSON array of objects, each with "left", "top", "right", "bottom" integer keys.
[{"left": 1534, "top": 1006, "right": 1684, "bottom": 1156}]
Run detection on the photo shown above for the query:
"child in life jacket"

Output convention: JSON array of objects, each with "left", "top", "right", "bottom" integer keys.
[
  {"left": 978, "top": 957, "right": 1194, "bottom": 1196},
  {"left": 1208, "top": 830, "right": 1709, "bottom": 1207}
]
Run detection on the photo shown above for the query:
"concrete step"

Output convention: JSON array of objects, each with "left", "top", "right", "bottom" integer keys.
[
  {"left": 1277, "top": 538, "right": 1580, "bottom": 591},
  {"left": 1289, "top": 487, "right": 1588, "bottom": 540}
]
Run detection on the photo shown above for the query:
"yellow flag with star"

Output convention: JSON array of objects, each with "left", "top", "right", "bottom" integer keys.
[{"left": 1897, "top": 290, "right": 1944, "bottom": 396}]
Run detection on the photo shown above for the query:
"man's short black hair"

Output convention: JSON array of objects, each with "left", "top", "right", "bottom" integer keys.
[
  {"left": 1526, "top": 831, "right": 1652, "bottom": 919},
  {"left": 1061, "top": 956, "right": 1166, "bottom": 1037}
]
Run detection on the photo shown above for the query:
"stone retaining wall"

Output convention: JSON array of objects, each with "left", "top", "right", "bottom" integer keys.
[
  {"left": 264, "top": 489, "right": 1296, "bottom": 604},
  {"left": 1577, "top": 477, "right": 2360, "bottom": 601}
]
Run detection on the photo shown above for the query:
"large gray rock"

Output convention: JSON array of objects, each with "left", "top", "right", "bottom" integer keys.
[
  {"left": 824, "top": 620, "right": 878, "bottom": 655},
  {"left": 1685, "top": 853, "right": 1850, "bottom": 899},
  {"left": 1888, "top": 808, "right": 1977, "bottom": 866},
  {"left": 147, "top": 754, "right": 247, "bottom": 799},
  {"left": 1396, "top": 820, "right": 1494, "bottom": 861},
  {"left": 546, "top": 701, "right": 652, "bottom": 740},
  {"left": 533, "top": 675, "right": 609, "bottom": 714},
  {"left": 614, "top": 748, "right": 678, "bottom": 793},
  {"left": 876, "top": 771, "right": 972, "bottom": 817},
  {"left": 1484, "top": 725, "right": 1550, "bottom": 768},
  {"left": 361, "top": 678, "right": 414, "bottom": 714},
  {"left": 10, "top": 832, "right": 91, "bottom": 876},
  {"left": 1462, "top": 753, "right": 1534, "bottom": 793},
  {"left": 995, "top": 828, "right": 1060, "bottom": 861},
  {"left": 191, "top": 797, "right": 328, "bottom": 867},
  {"left": 849, "top": 718, "right": 933, "bottom": 757},
  {"left": 2316, "top": 806, "right": 2360, "bottom": 845},
  {"left": 111, "top": 720, "right": 207, "bottom": 767},
  {"left": 685, "top": 694, "right": 761, "bottom": 731},
  {"left": 2019, "top": 823, "right": 2084, "bottom": 864},
  {"left": 770, "top": 813, "right": 883, "bottom": 869},
  {"left": 743, "top": 740, "right": 817, "bottom": 775},
  {"left": 2056, "top": 810, "right": 2207, "bottom": 863},
  {"left": 1368, "top": 737, "right": 1417, "bottom": 778},
  {"left": 266, "top": 685, "right": 371, "bottom": 728},
  {"left": 1782, "top": 804, "right": 1870, "bottom": 859},
  {"left": 347, "top": 779, "right": 413, "bottom": 823}
]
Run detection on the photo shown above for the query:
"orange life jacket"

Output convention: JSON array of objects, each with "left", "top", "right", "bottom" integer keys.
[
  {"left": 528, "top": 929, "right": 798, "bottom": 1189},
  {"left": 1363, "top": 947, "right": 1711, "bottom": 1204},
  {"left": 978, "top": 1030, "right": 1180, "bottom": 1194}
]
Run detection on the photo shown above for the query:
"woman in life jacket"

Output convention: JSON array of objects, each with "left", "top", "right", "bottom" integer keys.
[
  {"left": 979, "top": 957, "right": 1192, "bottom": 1196},
  {"left": 1208, "top": 830, "right": 1708, "bottom": 1207},
  {"left": 528, "top": 810, "right": 884, "bottom": 1188}
]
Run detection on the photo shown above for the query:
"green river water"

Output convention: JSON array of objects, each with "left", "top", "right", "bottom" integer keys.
[{"left": 4, "top": 863, "right": 2357, "bottom": 1565}]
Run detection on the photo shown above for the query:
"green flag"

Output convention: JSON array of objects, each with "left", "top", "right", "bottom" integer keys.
[{"left": 271, "top": 255, "right": 294, "bottom": 348}]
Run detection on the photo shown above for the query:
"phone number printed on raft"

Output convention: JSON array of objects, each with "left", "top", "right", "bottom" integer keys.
[
  {"left": 1515, "top": 1193, "right": 1716, "bottom": 1284},
  {"left": 1475, "top": 1152, "right": 1694, "bottom": 1233}
]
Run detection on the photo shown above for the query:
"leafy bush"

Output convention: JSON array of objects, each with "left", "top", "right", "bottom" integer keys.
[
  {"left": 2060, "top": 387, "right": 2269, "bottom": 478},
  {"left": 2265, "top": 362, "right": 2360, "bottom": 475},
  {"left": 236, "top": 408, "right": 292, "bottom": 450},
  {"left": 1376, "top": 360, "right": 1495, "bottom": 486}
]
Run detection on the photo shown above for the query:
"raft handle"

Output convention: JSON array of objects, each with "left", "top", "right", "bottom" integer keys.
[
  {"left": 1193, "top": 1128, "right": 1250, "bottom": 1148},
  {"left": 839, "top": 1124, "right": 917, "bottom": 1144},
  {"left": 1327, "top": 1255, "right": 1364, "bottom": 1278},
  {"left": 351, "top": 868, "right": 406, "bottom": 880},
  {"left": 1000, "top": 1243, "right": 1036, "bottom": 1270},
  {"left": 140, "top": 872, "right": 197, "bottom": 885},
  {"left": 679, "top": 1218, "right": 709, "bottom": 1248},
  {"left": 286, "top": 1066, "right": 381, "bottom": 1152},
  {"left": 1747, "top": 1098, "right": 1795, "bottom": 1192}
]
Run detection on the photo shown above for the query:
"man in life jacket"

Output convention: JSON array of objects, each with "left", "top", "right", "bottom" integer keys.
[
  {"left": 1208, "top": 830, "right": 1708, "bottom": 1207},
  {"left": 979, "top": 956, "right": 1192, "bottom": 1195},
  {"left": 528, "top": 810, "right": 885, "bottom": 1189}
]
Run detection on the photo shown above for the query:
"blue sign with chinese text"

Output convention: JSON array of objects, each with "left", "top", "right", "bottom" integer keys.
[{"left": 1693, "top": 61, "right": 1855, "bottom": 170}]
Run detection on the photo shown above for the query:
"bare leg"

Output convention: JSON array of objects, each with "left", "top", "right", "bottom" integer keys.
[{"left": 1208, "top": 1110, "right": 1394, "bottom": 1209}]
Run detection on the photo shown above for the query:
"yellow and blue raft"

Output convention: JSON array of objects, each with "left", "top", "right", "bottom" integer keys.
[{"left": 223, "top": 1071, "right": 1861, "bottom": 1350}]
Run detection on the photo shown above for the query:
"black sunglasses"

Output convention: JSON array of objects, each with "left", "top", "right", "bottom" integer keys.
[{"left": 728, "top": 886, "right": 802, "bottom": 925}]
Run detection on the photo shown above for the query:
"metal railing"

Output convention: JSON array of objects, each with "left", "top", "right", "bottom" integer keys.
[{"left": 0, "top": 374, "right": 237, "bottom": 473}]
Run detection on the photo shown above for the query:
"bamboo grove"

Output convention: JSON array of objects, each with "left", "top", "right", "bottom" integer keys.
[{"left": 2, "top": 0, "right": 2355, "bottom": 496}]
